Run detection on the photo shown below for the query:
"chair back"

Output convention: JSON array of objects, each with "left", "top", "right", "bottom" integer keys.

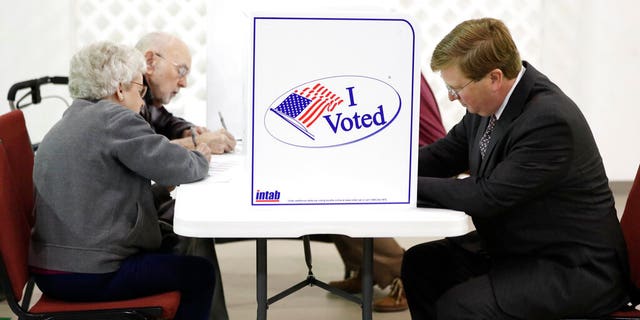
[
  {"left": 0, "top": 142, "right": 32, "bottom": 303},
  {"left": 0, "top": 110, "right": 35, "bottom": 226},
  {"left": 419, "top": 73, "right": 446, "bottom": 147},
  {"left": 621, "top": 164, "right": 640, "bottom": 291}
]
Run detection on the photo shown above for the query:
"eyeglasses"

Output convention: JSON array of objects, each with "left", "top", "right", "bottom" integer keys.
[
  {"left": 154, "top": 52, "right": 190, "bottom": 78},
  {"left": 446, "top": 79, "right": 474, "bottom": 100},
  {"left": 130, "top": 81, "right": 147, "bottom": 98}
]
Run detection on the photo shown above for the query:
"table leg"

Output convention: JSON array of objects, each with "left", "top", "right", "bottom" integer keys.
[
  {"left": 257, "top": 239, "right": 267, "bottom": 320},
  {"left": 361, "top": 238, "right": 373, "bottom": 320}
]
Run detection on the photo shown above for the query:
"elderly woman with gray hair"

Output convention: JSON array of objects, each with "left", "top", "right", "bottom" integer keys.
[{"left": 28, "top": 41, "right": 215, "bottom": 320}]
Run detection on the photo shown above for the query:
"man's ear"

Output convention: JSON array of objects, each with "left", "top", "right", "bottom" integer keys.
[
  {"left": 488, "top": 69, "right": 504, "bottom": 93},
  {"left": 144, "top": 50, "right": 155, "bottom": 74},
  {"left": 489, "top": 69, "right": 503, "bottom": 83}
]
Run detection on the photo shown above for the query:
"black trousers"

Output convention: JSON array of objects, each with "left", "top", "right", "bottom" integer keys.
[
  {"left": 154, "top": 185, "right": 229, "bottom": 320},
  {"left": 401, "top": 238, "right": 517, "bottom": 320},
  {"left": 34, "top": 252, "right": 216, "bottom": 320}
]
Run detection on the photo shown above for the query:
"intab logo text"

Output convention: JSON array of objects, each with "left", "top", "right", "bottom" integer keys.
[{"left": 255, "top": 189, "right": 281, "bottom": 203}]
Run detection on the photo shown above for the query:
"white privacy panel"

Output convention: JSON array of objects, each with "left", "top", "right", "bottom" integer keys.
[{"left": 207, "top": 0, "right": 391, "bottom": 139}]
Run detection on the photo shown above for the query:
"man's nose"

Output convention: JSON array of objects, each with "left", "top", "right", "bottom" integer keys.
[{"left": 178, "top": 76, "right": 187, "bottom": 87}]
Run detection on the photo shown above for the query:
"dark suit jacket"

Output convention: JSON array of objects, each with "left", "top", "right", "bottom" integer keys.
[
  {"left": 417, "top": 62, "right": 629, "bottom": 318},
  {"left": 140, "top": 78, "right": 194, "bottom": 140}
]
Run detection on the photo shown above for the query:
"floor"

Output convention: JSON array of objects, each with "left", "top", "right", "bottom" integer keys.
[
  {"left": 217, "top": 237, "right": 428, "bottom": 320},
  {"left": 0, "top": 184, "right": 630, "bottom": 320},
  {"left": 0, "top": 237, "right": 428, "bottom": 320}
]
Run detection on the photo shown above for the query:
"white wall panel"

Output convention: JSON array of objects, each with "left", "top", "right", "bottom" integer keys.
[{"left": 0, "top": 1, "right": 73, "bottom": 142}]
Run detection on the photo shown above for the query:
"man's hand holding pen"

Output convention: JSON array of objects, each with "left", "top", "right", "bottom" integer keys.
[
  {"left": 201, "top": 129, "right": 236, "bottom": 154},
  {"left": 185, "top": 126, "right": 236, "bottom": 154}
]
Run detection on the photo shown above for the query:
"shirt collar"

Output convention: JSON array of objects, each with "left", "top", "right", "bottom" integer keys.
[{"left": 494, "top": 65, "right": 526, "bottom": 120}]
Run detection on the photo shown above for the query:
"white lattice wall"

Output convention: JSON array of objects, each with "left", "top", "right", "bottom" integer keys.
[
  {"left": 71, "top": 0, "right": 209, "bottom": 125},
  {"left": 62, "top": 0, "right": 640, "bottom": 179},
  {"left": 392, "top": 0, "right": 544, "bottom": 130},
  {"left": 70, "top": 0, "right": 547, "bottom": 132}
]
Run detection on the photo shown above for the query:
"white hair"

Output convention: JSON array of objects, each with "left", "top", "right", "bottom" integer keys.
[
  {"left": 68, "top": 41, "right": 146, "bottom": 99},
  {"left": 135, "top": 31, "right": 181, "bottom": 54}
]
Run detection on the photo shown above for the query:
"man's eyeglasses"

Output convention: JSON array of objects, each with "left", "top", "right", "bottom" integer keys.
[
  {"left": 446, "top": 79, "right": 474, "bottom": 100},
  {"left": 154, "top": 52, "right": 190, "bottom": 78},
  {"left": 130, "top": 81, "right": 147, "bottom": 98}
]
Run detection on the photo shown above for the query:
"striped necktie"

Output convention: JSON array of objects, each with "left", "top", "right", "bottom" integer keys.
[{"left": 479, "top": 115, "right": 497, "bottom": 159}]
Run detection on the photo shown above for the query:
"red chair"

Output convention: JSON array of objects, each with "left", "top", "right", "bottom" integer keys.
[
  {"left": 418, "top": 72, "right": 446, "bottom": 147},
  {"left": 0, "top": 109, "right": 180, "bottom": 319},
  {"left": 0, "top": 109, "right": 35, "bottom": 226},
  {"left": 607, "top": 164, "right": 640, "bottom": 319},
  {"left": 564, "top": 165, "right": 640, "bottom": 319}
]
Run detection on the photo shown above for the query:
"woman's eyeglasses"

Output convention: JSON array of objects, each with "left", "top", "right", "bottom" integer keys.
[{"left": 130, "top": 81, "right": 147, "bottom": 98}]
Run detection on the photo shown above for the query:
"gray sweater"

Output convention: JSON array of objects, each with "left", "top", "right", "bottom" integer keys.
[{"left": 29, "top": 99, "right": 209, "bottom": 273}]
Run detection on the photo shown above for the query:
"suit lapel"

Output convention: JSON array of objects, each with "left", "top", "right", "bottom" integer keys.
[{"left": 479, "top": 62, "right": 538, "bottom": 174}]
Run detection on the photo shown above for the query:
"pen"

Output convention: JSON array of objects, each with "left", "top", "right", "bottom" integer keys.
[
  {"left": 190, "top": 126, "right": 198, "bottom": 147},
  {"left": 218, "top": 111, "right": 242, "bottom": 142},
  {"left": 218, "top": 111, "right": 228, "bottom": 130}
]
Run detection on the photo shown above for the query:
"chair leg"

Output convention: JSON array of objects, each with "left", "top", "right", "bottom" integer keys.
[
  {"left": 20, "top": 278, "right": 35, "bottom": 310},
  {"left": 0, "top": 282, "right": 5, "bottom": 301}
]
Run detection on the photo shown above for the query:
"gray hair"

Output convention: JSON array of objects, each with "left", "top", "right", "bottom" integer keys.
[
  {"left": 68, "top": 41, "right": 146, "bottom": 99},
  {"left": 135, "top": 31, "right": 179, "bottom": 54}
]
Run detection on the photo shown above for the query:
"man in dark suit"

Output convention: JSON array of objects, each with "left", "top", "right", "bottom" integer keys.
[{"left": 402, "top": 18, "right": 630, "bottom": 319}]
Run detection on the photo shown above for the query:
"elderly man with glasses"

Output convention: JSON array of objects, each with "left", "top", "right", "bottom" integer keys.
[
  {"left": 135, "top": 32, "right": 236, "bottom": 154},
  {"left": 134, "top": 32, "right": 233, "bottom": 320}
]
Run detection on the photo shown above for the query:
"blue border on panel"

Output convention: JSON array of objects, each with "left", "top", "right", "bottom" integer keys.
[{"left": 251, "top": 17, "right": 416, "bottom": 206}]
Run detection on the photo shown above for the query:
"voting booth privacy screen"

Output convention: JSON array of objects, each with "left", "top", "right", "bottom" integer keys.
[{"left": 250, "top": 15, "right": 419, "bottom": 206}]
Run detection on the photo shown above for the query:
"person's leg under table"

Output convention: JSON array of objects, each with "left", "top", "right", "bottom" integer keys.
[
  {"left": 181, "top": 237, "right": 230, "bottom": 320},
  {"left": 361, "top": 238, "right": 373, "bottom": 320}
]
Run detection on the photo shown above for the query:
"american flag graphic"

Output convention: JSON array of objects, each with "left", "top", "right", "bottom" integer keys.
[{"left": 271, "top": 83, "right": 344, "bottom": 139}]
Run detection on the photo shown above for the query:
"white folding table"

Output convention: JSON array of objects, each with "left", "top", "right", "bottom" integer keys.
[{"left": 174, "top": 163, "right": 470, "bottom": 320}]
